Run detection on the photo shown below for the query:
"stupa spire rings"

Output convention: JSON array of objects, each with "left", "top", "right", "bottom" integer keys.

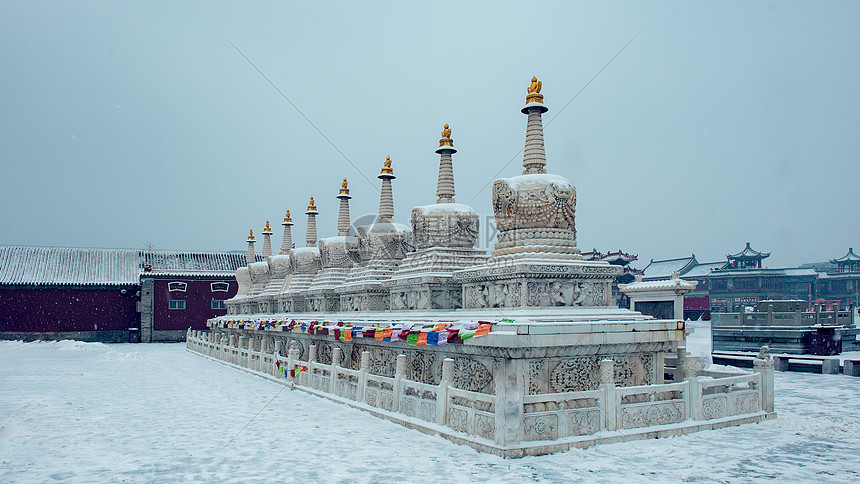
[
  {"left": 521, "top": 76, "right": 549, "bottom": 174},
  {"left": 305, "top": 197, "right": 319, "bottom": 247},
  {"left": 280, "top": 210, "right": 293, "bottom": 254},
  {"left": 246, "top": 229, "right": 256, "bottom": 266},
  {"left": 261, "top": 221, "right": 273, "bottom": 257},
  {"left": 377, "top": 156, "right": 396, "bottom": 223},
  {"left": 435, "top": 123, "right": 457, "bottom": 203},
  {"left": 336, "top": 178, "right": 353, "bottom": 236}
]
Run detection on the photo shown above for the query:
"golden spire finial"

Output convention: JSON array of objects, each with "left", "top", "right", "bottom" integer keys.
[
  {"left": 526, "top": 76, "right": 544, "bottom": 104},
  {"left": 263, "top": 220, "right": 272, "bottom": 233},
  {"left": 283, "top": 210, "right": 292, "bottom": 224},
  {"left": 339, "top": 177, "right": 350, "bottom": 195},
  {"left": 248, "top": 228, "right": 255, "bottom": 241},
  {"left": 439, "top": 123, "right": 453, "bottom": 147},
  {"left": 307, "top": 196, "right": 317, "bottom": 211},
  {"left": 527, "top": 76, "right": 542, "bottom": 94},
  {"left": 380, "top": 155, "right": 394, "bottom": 175}
]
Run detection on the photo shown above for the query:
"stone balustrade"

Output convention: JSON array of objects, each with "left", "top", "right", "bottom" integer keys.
[{"left": 185, "top": 329, "right": 775, "bottom": 457}]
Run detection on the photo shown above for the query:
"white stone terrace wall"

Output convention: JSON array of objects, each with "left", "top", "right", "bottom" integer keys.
[{"left": 186, "top": 329, "right": 775, "bottom": 457}]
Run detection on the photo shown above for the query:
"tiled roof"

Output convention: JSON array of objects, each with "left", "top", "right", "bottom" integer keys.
[
  {"left": 831, "top": 248, "right": 860, "bottom": 264},
  {"left": 727, "top": 242, "right": 771, "bottom": 259},
  {"left": 0, "top": 246, "right": 248, "bottom": 286},
  {"left": 642, "top": 256, "right": 697, "bottom": 280},
  {"left": 140, "top": 250, "right": 248, "bottom": 273},
  {"left": 683, "top": 261, "right": 728, "bottom": 278},
  {"left": 0, "top": 246, "right": 140, "bottom": 285}
]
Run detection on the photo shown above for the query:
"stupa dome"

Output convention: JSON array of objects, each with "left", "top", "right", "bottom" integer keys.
[
  {"left": 267, "top": 254, "right": 291, "bottom": 278},
  {"left": 411, "top": 203, "right": 479, "bottom": 250},
  {"left": 318, "top": 235, "right": 359, "bottom": 267},
  {"left": 356, "top": 222, "right": 413, "bottom": 262}
]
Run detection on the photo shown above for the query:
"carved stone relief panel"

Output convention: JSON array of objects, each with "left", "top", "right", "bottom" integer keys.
[
  {"left": 523, "top": 414, "right": 559, "bottom": 441},
  {"left": 567, "top": 410, "right": 601, "bottom": 436},
  {"left": 368, "top": 347, "right": 398, "bottom": 377},
  {"left": 620, "top": 401, "right": 685, "bottom": 430},
  {"left": 408, "top": 350, "right": 440, "bottom": 385},
  {"left": 316, "top": 341, "right": 332, "bottom": 365},
  {"left": 548, "top": 354, "right": 655, "bottom": 393},
  {"left": 451, "top": 357, "right": 493, "bottom": 394},
  {"left": 474, "top": 413, "right": 495, "bottom": 440}
]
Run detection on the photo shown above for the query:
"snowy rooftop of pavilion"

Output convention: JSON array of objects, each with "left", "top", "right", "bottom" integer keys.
[{"left": 0, "top": 246, "right": 248, "bottom": 286}]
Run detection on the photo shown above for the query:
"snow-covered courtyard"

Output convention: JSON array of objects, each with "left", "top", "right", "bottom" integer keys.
[{"left": 2, "top": 339, "right": 859, "bottom": 483}]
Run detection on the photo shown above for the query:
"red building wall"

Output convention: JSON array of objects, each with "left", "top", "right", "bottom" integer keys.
[
  {"left": 0, "top": 286, "right": 139, "bottom": 334},
  {"left": 150, "top": 278, "right": 237, "bottom": 331}
]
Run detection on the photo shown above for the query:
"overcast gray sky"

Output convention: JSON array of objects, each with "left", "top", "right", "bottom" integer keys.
[{"left": 1, "top": 1, "right": 858, "bottom": 269}]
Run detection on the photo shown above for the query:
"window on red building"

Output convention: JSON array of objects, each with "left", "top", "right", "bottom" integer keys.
[{"left": 211, "top": 282, "right": 229, "bottom": 292}]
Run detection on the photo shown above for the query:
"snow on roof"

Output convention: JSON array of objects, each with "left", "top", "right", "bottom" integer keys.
[
  {"left": 0, "top": 246, "right": 140, "bottom": 286},
  {"left": 0, "top": 246, "right": 247, "bottom": 286},
  {"left": 727, "top": 242, "right": 771, "bottom": 260},
  {"left": 619, "top": 276, "right": 696, "bottom": 293},
  {"left": 683, "top": 261, "right": 728, "bottom": 278},
  {"left": 499, "top": 173, "right": 574, "bottom": 190},
  {"left": 831, "top": 248, "right": 860, "bottom": 263},
  {"left": 642, "top": 256, "right": 697, "bottom": 280},
  {"left": 413, "top": 203, "right": 477, "bottom": 215},
  {"left": 783, "top": 268, "right": 818, "bottom": 277},
  {"left": 141, "top": 250, "right": 247, "bottom": 273}
]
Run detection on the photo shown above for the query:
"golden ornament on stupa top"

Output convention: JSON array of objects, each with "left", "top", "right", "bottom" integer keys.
[
  {"left": 380, "top": 155, "right": 394, "bottom": 175},
  {"left": 526, "top": 76, "right": 544, "bottom": 104},
  {"left": 439, "top": 123, "right": 453, "bottom": 147},
  {"left": 263, "top": 220, "right": 272, "bottom": 234},
  {"left": 283, "top": 210, "right": 292, "bottom": 224},
  {"left": 339, "top": 177, "right": 350, "bottom": 195},
  {"left": 247, "top": 229, "right": 255, "bottom": 241},
  {"left": 307, "top": 196, "right": 317, "bottom": 212}
]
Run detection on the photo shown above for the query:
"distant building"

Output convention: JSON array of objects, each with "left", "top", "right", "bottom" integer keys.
[
  {"left": 581, "top": 249, "right": 641, "bottom": 307},
  {"left": 643, "top": 243, "right": 860, "bottom": 318},
  {"left": 0, "top": 246, "right": 247, "bottom": 342}
]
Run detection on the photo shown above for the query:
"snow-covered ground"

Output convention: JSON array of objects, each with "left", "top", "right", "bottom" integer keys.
[{"left": 2, "top": 337, "right": 859, "bottom": 483}]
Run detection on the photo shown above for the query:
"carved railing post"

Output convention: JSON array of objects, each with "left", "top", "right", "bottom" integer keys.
[
  {"left": 675, "top": 346, "right": 687, "bottom": 382},
  {"left": 394, "top": 354, "right": 407, "bottom": 413},
  {"left": 753, "top": 346, "right": 774, "bottom": 414},
  {"left": 358, "top": 351, "right": 370, "bottom": 403},
  {"left": 494, "top": 358, "right": 525, "bottom": 446},
  {"left": 288, "top": 343, "right": 299, "bottom": 383},
  {"left": 683, "top": 355, "right": 700, "bottom": 420},
  {"left": 308, "top": 344, "right": 317, "bottom": 390},
  {"left": 332, "top": 347, "right": 343, "bottom": 395},
  {"left": 274, "top": 339, "right": 283, "bottom": 377},
  {"left": 599, "top": 359, "right": 617, "bottom": 431},
  {"left": 438, "top": 357, "right": 454, "bottom": 425},
  {"left": 227, "top": 334, "right": 235, "bottom": 362}
]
